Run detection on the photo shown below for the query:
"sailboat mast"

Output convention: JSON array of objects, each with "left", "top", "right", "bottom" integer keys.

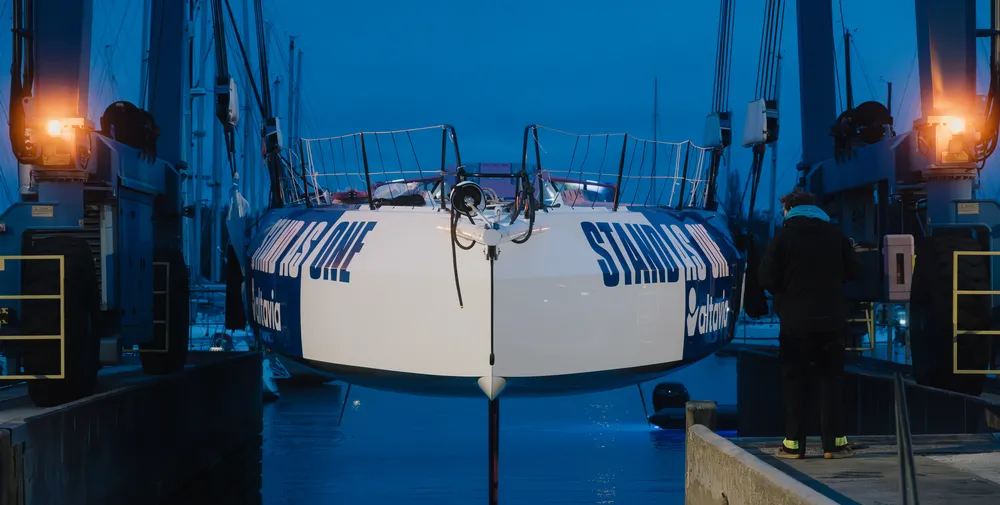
[
  {"left": 294, "top": 49, "right": 302, "bottom": 147},
  {"left": 211, "top": 111, "right": 224, "bottom": 281},
  {"left": 768, "top": 55, "right": 783, "bottom": 238},
  {"left": 139, "top": 0, "right": 151, "bottom": 109},
  {"left": 651, "top": 77, "right": 658, "bottom": 202},
  {"left": 192, "top": 0, "right": 210, "bottom": 283},
  {"left": 288, "top": 36, "right": 297, "bottom": 157},
  {"left": 241, "top": 0, "right": 255, "bottom": 210}
]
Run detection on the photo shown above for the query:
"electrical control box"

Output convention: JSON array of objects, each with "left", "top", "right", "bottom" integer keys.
[
  {"left": 703, "top": 111, "right": 732, "bottom": 149},
  {"left": 741, "top": 99, "right": 779, "bottom": 147},
  {"left": 884, "top": 234, "right": 915, "bottom": 301}
]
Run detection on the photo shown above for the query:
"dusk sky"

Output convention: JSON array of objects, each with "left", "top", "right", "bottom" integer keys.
[{"left": 0, "top": 0, "right": 997, "bottom": 213}]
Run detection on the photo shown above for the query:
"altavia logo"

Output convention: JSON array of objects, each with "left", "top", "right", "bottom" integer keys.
[
  {"left": 685, "top": 287, "right": 730, "bottom": 338},
  {"left": 251, "top": 279, "right": 282, "bottom": 332}
]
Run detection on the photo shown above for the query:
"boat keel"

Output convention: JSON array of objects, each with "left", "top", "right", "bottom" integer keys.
[{"left": 488, "top": 396, "right": 500, "bottom": 505}]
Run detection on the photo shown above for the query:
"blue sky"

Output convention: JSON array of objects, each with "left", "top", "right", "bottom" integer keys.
[{"left": 0, "top": 0, "right": 996, "bottom": 213}]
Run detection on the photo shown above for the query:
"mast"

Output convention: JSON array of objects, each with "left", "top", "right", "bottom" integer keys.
[
  {"left": 241, "top": 0, "right": 253, "bottom": 210},
  {"left": 186, "top": 2, "right": 208, "bottom": 285},
  {"left": 211, "top": 112, "right": 223, "bottom": 282},
  {"left": 288, "top": 36, "right": 297, "bottom": 154},
  {"left": 651, "top": 77, "right": 658, "bottom": 201},
  {"left": 273, "top": 77, "right": 281, "bottom": 131},
  {"left": 294, "top": 49, "right": 302, "bottom": 148},
  {"left": 254, "top": 3, "right": 284, "bottom": 210},
  {"left": 139, "top": 0, "right": 151, "bottom": 108},
  {"left": 768, "top": 54, "right": 783, "bottom": 238},
  {"left": 844, "top": 30, "right": 854, "bottom": 110}
]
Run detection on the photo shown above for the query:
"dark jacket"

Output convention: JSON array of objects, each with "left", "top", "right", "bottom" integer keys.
[{"left": 757, "top": 205, "right": 861, "bottom": 334}]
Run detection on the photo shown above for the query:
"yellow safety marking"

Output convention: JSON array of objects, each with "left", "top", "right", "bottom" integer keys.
[
  {"left": 952, "top": 250, "right": 999, "bottom": 374},
  {"left": 0, "top": 255, "right": 65, "bottom": 379},
  {"left": 139, "top": 261, "right": 171, "bottom": 353},
  {"left": 846, "top": 302, "right": 876, "bottom": 352}
]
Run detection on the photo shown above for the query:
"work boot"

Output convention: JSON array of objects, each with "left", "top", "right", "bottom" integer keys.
[
  {"left": 824, "top": 437, "right": 855, "bottom": 459},
  {"left": 775, "top": 439, "right": 804, "bottom": 459}
]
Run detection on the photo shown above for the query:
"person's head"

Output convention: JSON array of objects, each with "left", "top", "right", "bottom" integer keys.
[{"left": 779, "top": 188, "right": 816, "bottom": 216}]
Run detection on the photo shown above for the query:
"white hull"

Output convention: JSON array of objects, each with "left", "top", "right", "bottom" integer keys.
[{"left": 245, "top": 204, "right": 738, "bottom": 398}]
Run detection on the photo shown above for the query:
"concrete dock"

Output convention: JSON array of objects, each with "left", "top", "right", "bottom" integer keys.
[
  {"left": 687, "top": 347, "right": 1000, "bottom": 504},
  {"left": 687, "top": 427, "right": 1000, "bottom": 504},
  {"left": 739, "top": 434, "right": 1000, "bottom": 504},
  {"left": 0, "top": 351, "right": 262, "bottom": 505}
]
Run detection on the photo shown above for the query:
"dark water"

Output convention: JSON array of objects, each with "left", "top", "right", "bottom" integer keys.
[{"left": 166, "top": 354, "right": 736, "bottom": 505}]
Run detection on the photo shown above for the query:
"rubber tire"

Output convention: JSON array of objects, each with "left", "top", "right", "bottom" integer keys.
[
  {"left": 652, "top": 382, "right": 691, "bottom": 411},
  {"left": 21, "top": 236, "right": 100, "bottom": 407},
  {"left": 139, "top": 248, "right": 190, "bottom": 375},
  {"left": 909, "top": 234, "right": 992, "bottom": 395}
]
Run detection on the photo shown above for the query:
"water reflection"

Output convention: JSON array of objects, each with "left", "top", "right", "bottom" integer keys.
[
  {"left": 163, "top": 354, "right": 736, "bottom": 504},
  {"left": 160, "top": 434, "right": 263, "bottom": 505}
]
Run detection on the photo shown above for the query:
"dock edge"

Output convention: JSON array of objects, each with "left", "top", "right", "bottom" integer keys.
[
  {"left": 0, "top": 352, "right": 263, "bottom": 505},
  {"left": 685, "top": 424, "right": 837, "bottom": 505}
]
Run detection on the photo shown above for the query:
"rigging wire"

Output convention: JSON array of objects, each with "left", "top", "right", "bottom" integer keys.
[
  {"left": 93, "top": 0, "right": 133, "bottom": 105},
  {"left": 849, "top": 37, "right": 876, "bottom": 101},
  {"left": 145, "top": 0, "right": 166, "bottom": 117},
  {"left": 264, "top": 22, "right": 321, "bottom": 142},
  {"left": 897, "top": 49, "right": 917, "bottom": 121},
  {"left": 711, "top": 0, "right": 735, "bottom": 113},
  {"left": 833, "top": 35, "right": 844, "bottom": 113},
  {"left": 222, "top": 0, "right": 264, "bottom": 116}
]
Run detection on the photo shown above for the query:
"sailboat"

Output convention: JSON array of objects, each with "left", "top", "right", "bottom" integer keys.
[{"left": 207, "top": 0, "right": 747, "bottom": 500}]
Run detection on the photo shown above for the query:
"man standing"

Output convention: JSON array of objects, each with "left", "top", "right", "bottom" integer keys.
[{"left": 758, "top": 188, "right": 861, "bottom": 459}]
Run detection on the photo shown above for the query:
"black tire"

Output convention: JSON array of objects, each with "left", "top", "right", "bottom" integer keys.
[
  {"left": 139, "top": 248, "right": 190, "bottom": 375},
  {"left": 21, "top": 236, "right": 100, "bottom": 407},
  {"left": 651, "top": 382, "right": 690, "bottom": 411},
  {"left": 910, "top": 234, "right": 992, "bottom": 395}
]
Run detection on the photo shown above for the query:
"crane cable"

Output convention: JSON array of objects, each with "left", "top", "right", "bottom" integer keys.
[
  {"left": 708, "top": 0, "right": 736, "bottom": 210},
  {"left": 711, "top": 0, "right": 735, "bottom": 114},
  {"left": 739, "top": 0, "right": 785, "bottom": 224},
  {"left": 210, "top": 0, "right": 240, "bottom": 182},
  {"left": 8, "top": 0, "right": 34, "bottom": 162},
  {"left": 754, "top": 0, "right": 785, "bottom": 103},
  {"left": 977, "top": 6, "right": 1000, "bottom": 165}
]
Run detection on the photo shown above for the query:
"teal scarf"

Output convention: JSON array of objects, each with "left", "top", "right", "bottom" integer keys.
[{"left": 784, "top": 204, "right": 830, "bottom": 223}]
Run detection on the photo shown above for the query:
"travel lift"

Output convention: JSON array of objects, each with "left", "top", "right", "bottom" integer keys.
[
  {"left": 0, "top": 0, "right": 191, "bottom": 407},
  {"left": 794, "top": 0, "right": 1000, "bottom": 392}
]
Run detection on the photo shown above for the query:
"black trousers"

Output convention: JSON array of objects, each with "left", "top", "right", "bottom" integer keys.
[{"left": 779, "top": 329, "right": 846, "bottom": 453}]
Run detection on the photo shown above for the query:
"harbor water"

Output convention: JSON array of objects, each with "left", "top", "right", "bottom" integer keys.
[{"left": 164, "top": 353, "right": 737, "bottom": 505}]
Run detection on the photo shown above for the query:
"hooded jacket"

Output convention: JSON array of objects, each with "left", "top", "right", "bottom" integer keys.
[{"left": 757, "top": 205, "right": 861, "bottom": 334}]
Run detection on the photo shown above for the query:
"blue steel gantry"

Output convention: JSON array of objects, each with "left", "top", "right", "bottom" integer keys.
[
  {"left": 0, "top": 0, "right": 192, "bottom": 406},
  {"left": 794, "top": 0, "right": 1000, "bottom": 394}
]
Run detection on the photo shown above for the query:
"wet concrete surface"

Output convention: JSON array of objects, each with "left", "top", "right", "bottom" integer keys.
[
  {"left": 737, "top": 434, "right": 1000, "bottom": 504},
  {"left": 161, "top": 353, "right": 738, "bottom": 504}
]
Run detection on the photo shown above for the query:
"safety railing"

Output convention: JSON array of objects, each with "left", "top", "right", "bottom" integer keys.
[
  {"left": 520, "top": 124, "right": 719, "bottom": 211},
  {"left": 186, "top": 286, "right": 254, "bottom": 352},
  {"left": 845, "top": 302, "right": 876, "bottom": 352},
  {"left": 952, "top": 250, "right": 1000, "bottom": 374},
  {"left": 142, "top": 261, "right": 171, "bottom": 353},
  {"left": 893, "top": 371, "right": 920, "bottom": 504},
  {"left": 297, "top": 125, "right": 462, "bottom": 211},
  {"left": 0, "top": 255, "right": 65, "bottom": 379},
  {"left": 295, "top": 124, "right": 721, "bottom": 214}
]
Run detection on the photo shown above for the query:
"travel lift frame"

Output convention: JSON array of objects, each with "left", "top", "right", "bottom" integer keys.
[
  {"left": 0, "top": 0, "right": 190, "bottom": 407},
  {"left": 793, "top": 0, "right": 1000, "bottom": 393}
]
